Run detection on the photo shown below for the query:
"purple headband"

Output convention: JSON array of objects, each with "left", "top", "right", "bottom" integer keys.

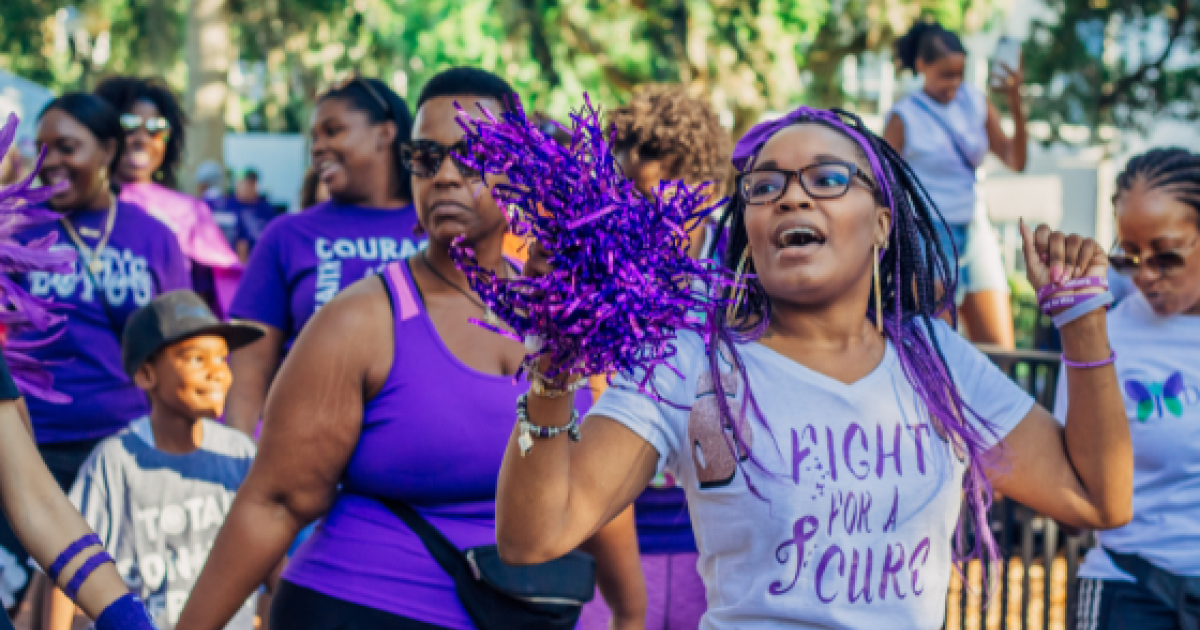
[{"left": 731, "top": 106, "right": 894, "bottom": 211}]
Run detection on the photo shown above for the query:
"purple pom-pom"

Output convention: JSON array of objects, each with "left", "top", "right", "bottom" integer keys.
[
  {"left": 449, "top": 96, "right": 735, "bottom": 387},
  {"left": 0, "top": 113, "right": 75, "bottom": 402}
]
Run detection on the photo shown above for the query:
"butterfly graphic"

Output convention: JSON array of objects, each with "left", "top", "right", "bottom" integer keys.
[{"left": 1124, "top": 372, "right": 1185, "bottom": 422}]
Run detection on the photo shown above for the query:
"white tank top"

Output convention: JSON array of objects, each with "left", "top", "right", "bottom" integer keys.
[{"left": 887, "top": 86, "right": 989, "bottom": 225}]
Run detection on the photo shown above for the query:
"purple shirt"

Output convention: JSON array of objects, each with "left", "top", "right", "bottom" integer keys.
[
  {"left": 283, "top": 261, "right": 592, "bottom": 628},
  {"left": 13, "top": 202, "right": 190, "bottom": 444},
  {"left": 230, "top": 201, "right": 425, "bottom": 348}
]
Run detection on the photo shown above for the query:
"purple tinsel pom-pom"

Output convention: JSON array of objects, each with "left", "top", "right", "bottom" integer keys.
[
  {"left": 0, "top": 113, "right": 75, "bottom": 403},
  {"left": 450, "top": 96, "right": 733, "bottom": 385}
]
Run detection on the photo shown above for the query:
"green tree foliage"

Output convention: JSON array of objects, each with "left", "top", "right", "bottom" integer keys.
[
  {"left": 1022, "top": 0, "right": 1200, "bottom": 140},
  {"left": 2, "top": 0, "right": 990, "bottom": 135}
]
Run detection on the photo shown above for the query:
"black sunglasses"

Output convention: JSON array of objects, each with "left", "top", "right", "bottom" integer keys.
[
  {"left": 1109, "top": 236, "right": 1198, "bottom": 277},
  {"left": 400, "top": 140, "right": 481, "bottom": 179},
  {"left": 738, "top": 161, "right": 876, "bottom": 205}
]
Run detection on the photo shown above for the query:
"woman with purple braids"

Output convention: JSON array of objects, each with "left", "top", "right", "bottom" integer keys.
[{"left": 495, "top": 106, "right": 1133, "bottom": 628}]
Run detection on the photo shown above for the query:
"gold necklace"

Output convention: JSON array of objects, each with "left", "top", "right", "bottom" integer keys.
[
  {"left": 60, "top": 195, "right": 118, "bottom": 275},
  {"left": 421, "top": 250, "right": 509, "bottom": 327}
]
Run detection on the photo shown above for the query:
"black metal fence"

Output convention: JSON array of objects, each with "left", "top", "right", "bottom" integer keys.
[{"left": 942, "top": 347, "right": 1092, "bottom": 630}]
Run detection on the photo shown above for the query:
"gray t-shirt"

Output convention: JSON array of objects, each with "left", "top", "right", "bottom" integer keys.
[{"left": 69, "top": 417, "right": 257, "bottom": 629}]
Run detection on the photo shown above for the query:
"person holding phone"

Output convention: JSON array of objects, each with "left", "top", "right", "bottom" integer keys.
[{"left": 883, "top": 21, "right": 1028, "bottom": 348}]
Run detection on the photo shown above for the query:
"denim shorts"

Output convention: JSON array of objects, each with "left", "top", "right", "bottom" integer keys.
[{"left": 932, "top": 218, "right": 1009, "bottom": 303}]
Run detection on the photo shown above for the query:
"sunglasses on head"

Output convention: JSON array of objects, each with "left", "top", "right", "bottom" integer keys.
[
  {"left": 330, "top": 75, "right": 392, "bottom": 116},
  {"left": 400, "top": 140, "right": 482, "bottom": 179},
  {"left": 738, "top": 160, "right": 876, "bottom": 205},
  {"left": 120, "top": 114, "right": 170, "bottom": 138},
  {"left": 1109, "top": 236, "right": 1199, "bottom": 277}
]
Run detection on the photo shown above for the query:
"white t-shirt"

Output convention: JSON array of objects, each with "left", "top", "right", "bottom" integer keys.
[
  {"left": 592, "top": 321, "right": 1034, "bottom": 629},
  {"left": 886, "top": 87, "right": 989, "bottom": 226},
  {"left": 1054, "top": 292, "right": 1200, "bottom": 581}
]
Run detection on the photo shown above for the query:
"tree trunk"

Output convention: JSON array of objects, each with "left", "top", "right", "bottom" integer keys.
[{"left": 184, "top": 0, "right": 230, "bottom": 194}]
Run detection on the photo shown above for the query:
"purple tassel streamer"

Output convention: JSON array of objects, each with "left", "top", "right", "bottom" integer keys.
[
  {"left": 0, "top": 113, "right": 75, "bottom": 403},
  {"left": 449, "top": 96, "right": 736, "bottom": 386}
]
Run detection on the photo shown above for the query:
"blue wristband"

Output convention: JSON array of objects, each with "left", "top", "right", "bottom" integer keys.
[
  {"left": 1052, "top": 290, "right": 1113, "bottom": 329},
  {"left": 63, "top": 550, "right": 114, "bottom": 600},
  {"left": 95, "top": 593, "right": 158, "bottom": 630},
  {"left": 46, "top": 534, "right": 101, "bottom": 584}
]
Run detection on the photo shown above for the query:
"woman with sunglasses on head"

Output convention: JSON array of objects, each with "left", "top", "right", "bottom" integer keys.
[
  {"left": 222, "top": 76, "right": 425, "bottom": 437},
  {"left": 1055, "top": 148, "right": 1200, "bottom": 630},
  {"left": 94, "top": 77, "right": 241, "bottom": 316},
  {"left": 0, "top": 92, "right": 188, "bottom": 619},
  {"left": 177, "top": 66, "right": 645, "bottom": 630},
  {"left": 882, "top": 21, "right": 1027, "bottom": 348},
  {"left": 493, "top": 105, "right": 1132, "bottom": 629}
]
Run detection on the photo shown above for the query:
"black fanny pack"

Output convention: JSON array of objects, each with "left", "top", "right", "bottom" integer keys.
[
  {"left": 373, "top": 495, "right": 596, "bottom": 630},
  {"left": 1103, "top": 547, "right": 1200, "bottom": 630}
]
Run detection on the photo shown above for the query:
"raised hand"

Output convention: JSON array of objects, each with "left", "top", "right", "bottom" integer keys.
[{"left": 1019, "top": 219, "right": 1109, "bottom": 304}]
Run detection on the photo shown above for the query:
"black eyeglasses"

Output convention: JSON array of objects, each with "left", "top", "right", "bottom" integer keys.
[
  {"left": 738, "top": 161, "right": 875, "bottom": 205},
  {"left": 331, "top": 75, "right": 391, "bottom": 116},
  {"left": 1109, "top": 236, "right": 1198, "bottom": 277},
  {"left": 119, "top": 114, "right": 170, "bottom": 138},
  {"left": 400, "top": 140, "right": 481, "bottom": 179}
]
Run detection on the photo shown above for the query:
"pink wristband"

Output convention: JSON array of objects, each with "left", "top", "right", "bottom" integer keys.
[{"left": 1061, "top": 351, "right": 1116, "bottom": 369}]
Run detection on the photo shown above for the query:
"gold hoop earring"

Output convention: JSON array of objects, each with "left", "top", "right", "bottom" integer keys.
[
  {"left": 727, "top": 245, "right": 751, "bottom": 321},
  {"left": 873, "top": 244, "right": 883, "bottom": 334}
]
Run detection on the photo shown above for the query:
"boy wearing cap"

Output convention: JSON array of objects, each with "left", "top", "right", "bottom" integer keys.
[{"left": 44, "top": 290, "right": 267, "bottom": 630}]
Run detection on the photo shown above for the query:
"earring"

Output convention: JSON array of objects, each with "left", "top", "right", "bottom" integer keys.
[
  {"left": 727, "top": 245, "right": 751, "bottom": 321},
  {"left": 873, "top": 244, "right": 883, "bottom": 334},
  {"left": 413, "top": 222, "right": 426, "bottom": 237}
]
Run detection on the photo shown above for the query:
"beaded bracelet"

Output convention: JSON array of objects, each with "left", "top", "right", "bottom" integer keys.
[
  {"left": 524, "top": 362, "right": 587, "bottom": 398},
  {"left": 1062, "top": 351, "right": 1117, "bottom": 369},
  {"left": 515, "top": 392, "right": 581, "bottom": 457}
]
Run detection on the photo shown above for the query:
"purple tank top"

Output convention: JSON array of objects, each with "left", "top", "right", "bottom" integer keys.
[{"left": 282, "top": 260, "right": 592, "bottom": 628}]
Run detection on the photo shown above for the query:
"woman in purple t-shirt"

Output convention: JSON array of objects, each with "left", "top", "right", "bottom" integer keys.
[
  {"left": 177, "top": 68, "right": 646, "bottom": 630},
  {"left": 223, "top": 77, "right": 426, "bottom": 437},
  {"left": 0, "top": 93, "right": 188, "bottom": 613}
]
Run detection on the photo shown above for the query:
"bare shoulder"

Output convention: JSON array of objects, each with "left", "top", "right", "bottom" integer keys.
[
  {"left": 304, "top": 274, "right": 392, "bottom": 339},
  {"left": 286, "top": 273, "right": 395, "bottom": 390}
]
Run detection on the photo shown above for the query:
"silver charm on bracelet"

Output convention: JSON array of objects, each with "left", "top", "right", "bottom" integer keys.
[{"left": 516, "top": 393, "right": 581, "bottom": 457}]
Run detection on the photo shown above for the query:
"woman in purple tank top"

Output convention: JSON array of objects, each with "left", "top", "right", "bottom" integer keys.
[{"left": 177, "top": 68, "right": 647, "bottom": 630}]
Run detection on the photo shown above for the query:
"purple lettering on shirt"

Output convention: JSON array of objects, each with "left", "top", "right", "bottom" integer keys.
[
  {"left": 815, "top": 545, "right": 846, "bottom": 604},
  {"left": 844, "top": 422, "right": 870, "bottom": 480},
  {"left": 910, "top": 537, "right": 931, "bottom": 596},
  {"left": 879, "top": 543, "right": 907, "bottom": 601},
  {"left": 848, "top": 548, "right": 874, "bottom": 604},
  {"left": 791, "top": 426, "right": 816, "bottom": 485},
  {"left": 883, "top": 486, "right": 899, "bottom": 532},
  {"left": 907, "top": 423, "right": 931, "bottom": 475},
  {"left": 825, "top": 427, "right": 839, "bottom": 482},
  {"left": 768, "top": 515, "right": 820, "bottom": 595},
  {"left": 877, "top": 423, "right": 903, "bottom": 478}
]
